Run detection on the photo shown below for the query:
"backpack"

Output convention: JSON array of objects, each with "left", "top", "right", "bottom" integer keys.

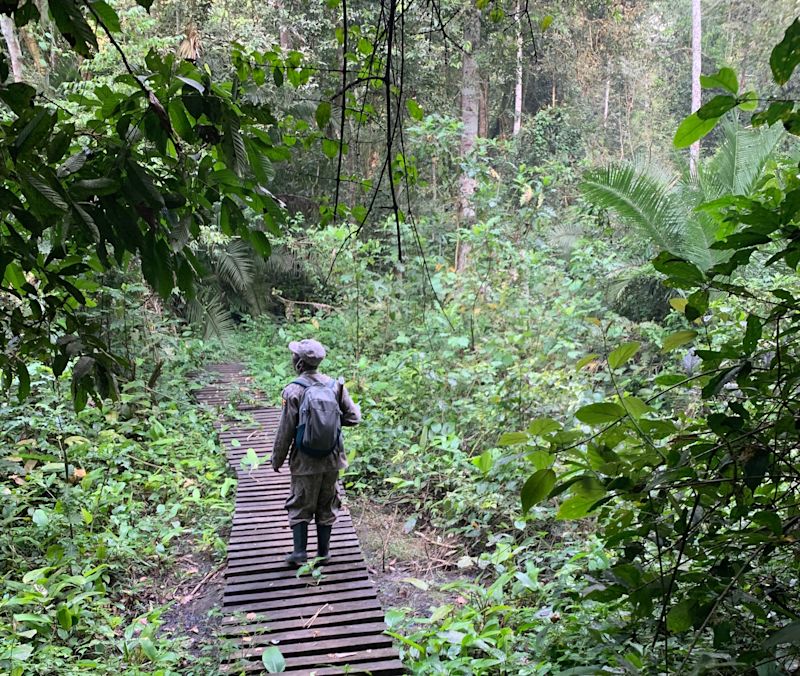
[{"left": 292, "top": 376, "right": 342, "bottom": 458}]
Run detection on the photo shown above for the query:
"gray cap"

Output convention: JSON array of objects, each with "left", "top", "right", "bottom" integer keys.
[{"left": 288, "top": 339, "right": 326, "bottom": 367}]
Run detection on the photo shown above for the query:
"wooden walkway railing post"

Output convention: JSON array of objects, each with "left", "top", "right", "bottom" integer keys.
[{"left": 194, "top": 363, "right": 405, "bottom": 675}]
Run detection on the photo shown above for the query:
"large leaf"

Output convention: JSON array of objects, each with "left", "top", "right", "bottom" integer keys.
[
  {"left": 521, "top": 469, "right": 556, "bottom": 514},
  {"left": 764, "top": 621, "right": 800, "bottom": 648},
  {"left": 608, "top": 341, "right": 640, "bottom": 369},
  {"left": 770, "top": 18, "right": 800, "bottom": 85},
  {"left": 674, "top": 113, "right": 719, "bottom": 149},
  {"left": 49, "top": 0, "right": 98, "bottom": 57},
  {"left": 575, "top": 402, "right": 626, "bottom": 426},
  {"left": 261, "top": 646, "right": 286, "bottom": 673},
  {"left": 700, "top": 67, "right": 739, "bottom": 94},
  {"left": 556, "top": 477, "right": 606, "bottom": 520}
]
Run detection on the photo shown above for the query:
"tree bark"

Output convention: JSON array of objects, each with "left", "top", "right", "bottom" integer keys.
[
  {"left": 512, "top": 0, "right": 523, "bottom": 136},
  {"left": 275, "top": 0, "right": 291, "bottom": 49},
  {"left": 603, "top": 77, "right": 610, "bottom": 127},
  {"left": 1, "top": 15, "right": 24, "bottom": 82},
  {"left": 689, "top": 0, "right": 702, "bottom": 177},
  {"left": 21, "top": 28, "right": 44, "bottom": 75},
  {"left": 456, "top": 6, "right": 481, "bottom": 272}
]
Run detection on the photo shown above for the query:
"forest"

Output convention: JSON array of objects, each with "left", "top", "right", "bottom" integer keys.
[{"left": 2, "top": 0, "right": 800, "bottom": 673}]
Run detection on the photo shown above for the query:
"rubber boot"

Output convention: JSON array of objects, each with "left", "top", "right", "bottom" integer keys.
[
  {"left": 285, "top": 522, "right": 308, "bottom": 567},
  {"left": 316, "top": 523, "right": 332, "bottom": 564}
]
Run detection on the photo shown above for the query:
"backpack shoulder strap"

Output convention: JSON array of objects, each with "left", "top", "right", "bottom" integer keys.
[{"left": 291, "top": 377, "right": 311, "bottom": 388}]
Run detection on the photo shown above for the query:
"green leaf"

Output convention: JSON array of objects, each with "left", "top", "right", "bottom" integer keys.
[
  {"left": 90, "top": 0, "right": 121, "bottom": 33},
  {"left": 700, "top": 67, "right": 739, "bottom": 94},
  {"left": 406, "top": 99, "right": 423, "bottom": 121},
  {"left": 315, "top": 101, "right": 331, "bottom": 129},
  {"left": 32, "top": 509, "right": 48, "bottom": 527},
  {"left": 471, "top": 450, "right": 494, "bottom": 474},
  {"left": 770, "top": 18, "right": 800, "bottom": 85},
  {"left": 49, "top": 0, "right": 99, "bottom": 57},
  {"left": 575, "top": 403, "right": 626, "bottom": 426},
  {"left": 13, "top": 613, "right": 50, "bottom": 627},
  {"left": 400, "top": 577, "right": 430, "bottom": 591},
  {"left": 764, "top": 621, "right": 800, "bottom": 648},
  {"left": 12, "top": 108, "right": 56, "bottom": 160},
  {"left": 684, "top": 289, "right": 709, "bottom": 321},
  {"left": 0, "top": 84, "right": 36, "bottom": 118},
  {"left": 249, "top": 231, "right": 271, "bottom": 257},
  {"left": 753, "top": 510, "right": 781, "bottom": 535},
  {"left": 738, "top": 91, "right": 758, "bottom": 111},
  {"left": 673, "top": 113, "right": 719, "bottom": 149},
  {"left": 556, "top": 477, "right": 606, "bottom": 520},
  {"left": 18, "top": 167, "right": 69, "bottom": 214},
  {"left": 743, "top": 315, "right": 762, "bottom": 354},
  {"left": 696, "top": 94, "right": 737, "bottom": 121},
  {"left": 575, "top": 353, "right": 599, "bottom": 371},
  {"left": 56, "top": 605, "right": 73, "bottom": 631},
  {"left": 527, "top": 417, "right": 561, "bottom": 436},
  {"left": 498, "top": 431, "right": 529, "bottom": 446},
  {"left": 17, "top": 362, "right": 30, "bottom": 402},
  {"left": 521, "top": 469, "right": 556, "bottom": 514},
  {"left": 608, "top": 341, "right": 640, "bottom": 369},
  {"left": 652, "top": 252, "right": 705, "bottom": 286},
  {"left": 139, "top": 637, "right": 158, "bottom": 661},
  {"left": 667, "top": 600, "right": 697, "bottom": 633},
  {"left": 322, "top": 138, "right": 340, "bottom": 159},
  {"left": 261, "top": 646, "right": 286, "bottom": 673},
  {"left": 621, "top": 395, "right": 652, "bottom": 420},
  {"left": 540, "top": 14, "right": 554, "bottom": 31},
  {"left": 661, "top": 330, "right": 697, "bottom": 353}
]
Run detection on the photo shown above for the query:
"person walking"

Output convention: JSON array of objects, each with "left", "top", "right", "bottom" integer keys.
[{"left": 271, "top": 339, "right": 361, "bottom": 567}]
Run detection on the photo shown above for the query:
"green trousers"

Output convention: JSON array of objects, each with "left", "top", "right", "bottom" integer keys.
[{"left": 285, "top": 471, "right": 340, "bottom": 527}]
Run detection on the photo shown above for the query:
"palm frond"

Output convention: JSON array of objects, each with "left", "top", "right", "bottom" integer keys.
[
  {"left": 581, "top": 164, "right": 685, "bottom": 254},
  {"left": 215, "top": 239, "right": 254, "bottom": 293},
  {"left": 186, "top": 293, "right": 236, "bottom": 340},
  {"left": 547, "top": 221, "right": 586, "bottom": 254},
  {"left": 679, "top": 213, "right": 721, "bottom": 271},
  {"left": 703, "top": 117, "right": 783, "bottom": 198}
]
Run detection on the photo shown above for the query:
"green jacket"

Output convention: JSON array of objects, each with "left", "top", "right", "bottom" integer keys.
[{"left": 270, "top": 370, "right": 361, "bottom": 475}]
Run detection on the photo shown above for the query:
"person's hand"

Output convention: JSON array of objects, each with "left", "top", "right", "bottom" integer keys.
[{"left": 272, "top": 464, "right": 281, "bottom": 473}]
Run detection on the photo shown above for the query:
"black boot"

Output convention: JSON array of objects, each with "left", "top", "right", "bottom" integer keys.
[
  {"left": 316, "top": 523, "right": 332, "bottom": 564},
  {"left": 285, "top": 522, "right": 308, "bottom": 567}
]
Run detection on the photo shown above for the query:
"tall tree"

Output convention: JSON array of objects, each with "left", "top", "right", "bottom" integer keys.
[
  {"left": 512, "top": 0, "right": 523, "bottom": 136},
  {"left": 456, "top": 6, "right": 481, "bottom": 272},
  {"left": 0, "top": 15, "right": 23, "bottom": 82},
  {"left": 689, "top": 0, "right": 702, "bottom": 175}
]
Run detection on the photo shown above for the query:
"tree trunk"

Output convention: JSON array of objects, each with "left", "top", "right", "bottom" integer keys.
[
  {"left": 689, "top": 0, "right": 702, "bottom": 176},
  {"left": 1, "top": 15, "right": 24, "bottom": 82},
  {"left": 603, "top": 77, "right": 610, "bottom": 127},
  {"left": 512, "top": 0, "right": 523, "bottom": 136},
  {"left": 479, "top": 77, "right": 489, "bottom": 138},
  {"left": 455, "top": 6, "right": 481, "bottom": 273},
  {"left": 275, "top": 0, "right": 291, "bottom": 49}
]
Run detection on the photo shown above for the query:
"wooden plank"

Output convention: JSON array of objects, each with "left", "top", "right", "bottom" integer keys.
[{"left": 196, "top": 365, "right": 403, "bottom": 675}]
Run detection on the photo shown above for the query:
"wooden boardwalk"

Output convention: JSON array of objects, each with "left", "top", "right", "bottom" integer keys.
[{"left": 194, "top": 363, "right": 405, "bottom": 675}]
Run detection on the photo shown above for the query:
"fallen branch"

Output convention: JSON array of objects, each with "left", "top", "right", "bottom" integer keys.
[
  {"left": 180, "top": 562, "right": 225, "bottom": 604},
  {"left": 272, "top": 291, "right": 341, "bottom": 313}
]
